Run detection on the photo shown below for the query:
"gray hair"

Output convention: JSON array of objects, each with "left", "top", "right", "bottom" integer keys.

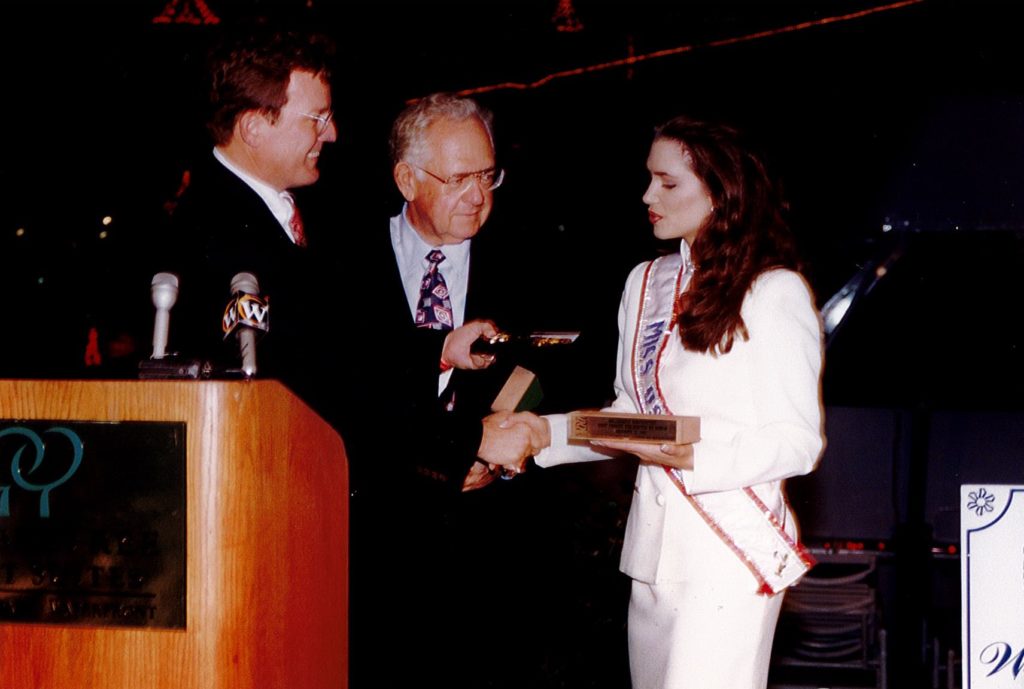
[{"left": 389, "top": 93, "right": 495, "bottom": 168}]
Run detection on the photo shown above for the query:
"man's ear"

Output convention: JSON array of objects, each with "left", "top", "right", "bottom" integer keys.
[
  {"left": 236, "top": 110, "right": 266, "bottom": 147},
  {"left": 394, "top": 162, "right": 418, "bottom": 202}
]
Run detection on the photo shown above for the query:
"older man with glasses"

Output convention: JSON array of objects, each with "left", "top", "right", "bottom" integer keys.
[{"left": 343, "top": 93, "right": 548, "bottom": 689}]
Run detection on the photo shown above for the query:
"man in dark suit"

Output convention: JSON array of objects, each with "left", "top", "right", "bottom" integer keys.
[
  {"left": 344, "top": 94, "right": 550, "bottom": 689},
  {"left": 161, "top": 26, "right": 339, "bottom": 416}
]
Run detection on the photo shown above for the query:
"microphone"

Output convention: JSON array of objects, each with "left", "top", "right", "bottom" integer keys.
[
  {"left": 150, "top": 272, "right": 179, "bottom": 359},
  {"left": 222, "top": 272, "right": 269, "bottom": 378},
  {"left": 140, "top": 272, "right": 212, "bottom": 379}
]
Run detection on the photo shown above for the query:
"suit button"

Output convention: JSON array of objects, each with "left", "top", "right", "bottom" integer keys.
[{"left": 656, "top": 494, "right": 666, "bottom": 507}]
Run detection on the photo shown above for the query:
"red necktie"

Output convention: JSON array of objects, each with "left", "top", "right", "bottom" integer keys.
[{"left": 282, "top": 192, "right": 307, "bottom": 247}]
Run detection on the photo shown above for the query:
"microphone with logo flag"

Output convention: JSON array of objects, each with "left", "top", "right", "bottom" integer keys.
[{"left": 222, "top": 272, "right": 269, "bottom": 378}]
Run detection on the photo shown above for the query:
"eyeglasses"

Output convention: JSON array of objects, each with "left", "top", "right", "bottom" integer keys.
[
  {"left": 413, "top": 165, "right": 505, "bottom": 195},
  {"left": 285, "top": 108, "right": 334, "bottom": 135}
]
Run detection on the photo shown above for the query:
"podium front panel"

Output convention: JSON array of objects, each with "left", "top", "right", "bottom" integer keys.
[
  {"left": 0, "top": 419, "right": 187, "bottom": 629},
  {"left": 0, "top": 380, "right": 348, "bottom": 689}
]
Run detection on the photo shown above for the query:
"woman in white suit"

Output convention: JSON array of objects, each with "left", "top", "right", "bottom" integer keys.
[{"left": 501, "top": 117, "right": 825, "bottom": 688}]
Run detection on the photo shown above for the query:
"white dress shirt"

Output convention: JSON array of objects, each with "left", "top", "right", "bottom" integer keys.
[
  {"left": 212, "top": 147, "right": 303, "bottom": 244},
  {"left": 390, "top": 205, "right": 472, "bottom": 394}
]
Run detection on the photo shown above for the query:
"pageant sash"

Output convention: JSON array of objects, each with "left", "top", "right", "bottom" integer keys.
[{"left": 631, "top": 251, "right": 815, "bottom": 595}]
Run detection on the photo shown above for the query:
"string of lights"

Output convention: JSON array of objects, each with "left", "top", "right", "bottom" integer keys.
[{"left": 451, "top": 0, "right": 926, "bottom": 98}]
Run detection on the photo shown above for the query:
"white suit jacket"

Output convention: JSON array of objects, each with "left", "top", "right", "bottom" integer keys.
[{"left": 536, "top": 255, "right": 825, "bottom": 587}]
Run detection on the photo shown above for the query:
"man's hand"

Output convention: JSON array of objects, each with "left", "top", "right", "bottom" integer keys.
[
  {"left": 442, "top": 319, "right": 498, "bottom": 370},
  {"left": 461, "top": 461, "right": 498, "bottom": 492},
  {"left": 591, "top": 439, "right": 695, "bottom": 470}
]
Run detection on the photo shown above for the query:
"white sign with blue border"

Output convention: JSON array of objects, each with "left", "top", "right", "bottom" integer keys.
[{"left": 961, "top": 484, "right": 1024, "bottom": 688}]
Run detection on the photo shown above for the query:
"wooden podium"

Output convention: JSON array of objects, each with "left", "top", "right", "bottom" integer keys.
[{"left": 0, "top": 379, "right": 348, "bottom": 689}]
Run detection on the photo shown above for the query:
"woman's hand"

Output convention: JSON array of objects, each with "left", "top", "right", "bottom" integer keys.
[
  {"left": 591, "top": 439, "right": 694, "bottom": 470},
  {"left": 503, "top": 411, "right": 551, "bottom": 455},
  {"left": 479, "top": 411, "right": 551, "bottom": 465}
]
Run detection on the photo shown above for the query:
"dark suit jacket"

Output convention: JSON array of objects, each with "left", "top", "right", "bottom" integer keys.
[
  {"left": 164, "top": 154, "right": 352, "bottom": 421},
  {"left": 338, "top": 216, "right": 522, "bottom": 501},
  {"left": 342, "top": 214, "right": 544, "bottom": 688}
]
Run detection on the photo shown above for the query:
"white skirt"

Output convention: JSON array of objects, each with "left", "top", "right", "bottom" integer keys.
[{"left": 627, "top": 577, "right": 785, "bottom": 689}]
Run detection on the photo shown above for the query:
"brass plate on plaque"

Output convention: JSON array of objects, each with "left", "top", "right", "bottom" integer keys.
[
  {"left": 0, "top": 420, "right": 186, "bottom": 629},
  {"left": 568, "top": 411, "right": 700, "bottom": 444}
]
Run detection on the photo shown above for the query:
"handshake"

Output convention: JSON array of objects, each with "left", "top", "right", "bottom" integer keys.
[
  {"left": 462, "top": 410, "right": 550, "bottom": 492},
  {"left": 444, "top": 320, "right": 553, "bottom": 490},
  {"left": 480, "top": 409, "right": 551, "bottom": 469}
]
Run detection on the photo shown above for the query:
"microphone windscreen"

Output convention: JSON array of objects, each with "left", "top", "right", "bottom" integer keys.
[
  {"left": 151, "top": 272, "right": 179, "bottom": 310},
  {"left": 230, "top": 272, "right": 259, "bottom": 297}
]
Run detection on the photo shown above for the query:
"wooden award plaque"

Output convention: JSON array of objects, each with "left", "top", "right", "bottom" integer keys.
[{"left": 568, "top": 411, "right": 700, "bottom": 444}]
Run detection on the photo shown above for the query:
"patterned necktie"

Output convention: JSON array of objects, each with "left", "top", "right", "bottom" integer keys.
[
  {"left": 415, "top": 250, "right": 454, "bottom": 330},
  {"left": 281, "top": 192, "right": 307, "bottom": 247}
]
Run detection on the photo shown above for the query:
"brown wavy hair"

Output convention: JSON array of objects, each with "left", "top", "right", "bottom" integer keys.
[
  {"left": 655, "top": 116, "right": 801, "bottom": 355},
  {"left": 206, "top": 25, "right": 334, "bottom": 146}
]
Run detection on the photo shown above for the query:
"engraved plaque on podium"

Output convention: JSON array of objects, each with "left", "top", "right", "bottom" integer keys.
[
  {"left": 568, "top": 411, "right": 700, "bottom": 444},
  {"left": 0, "top": 420, "right": 186, "bottom": 629}
]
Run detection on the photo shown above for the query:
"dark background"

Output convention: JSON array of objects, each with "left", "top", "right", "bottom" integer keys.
[
  {"left": 3, "top": 1, "right": 1022, "bottom": 686},
  {"left": 4, "top": 0, "right": 1024, "bottom": 384}
]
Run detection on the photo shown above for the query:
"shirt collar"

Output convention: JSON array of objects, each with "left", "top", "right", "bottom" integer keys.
[{"left": 213, "top": 147, "right": 296, "bottom": 240}]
